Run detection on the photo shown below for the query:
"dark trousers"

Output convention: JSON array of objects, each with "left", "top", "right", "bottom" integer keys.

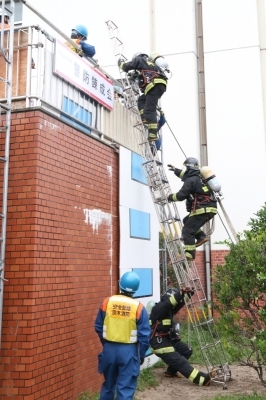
[
  {"left": 158, "top": 340, "right": 193, "bottom": 378},
  {"left": 183, "top": 213, "right": 215, "bottom": 245},
  {"left": 144, "top": 84, "right": 166, "bottom": 124},
  {"left": 138, "top": 93, "right": 162, "bottom": 150}
]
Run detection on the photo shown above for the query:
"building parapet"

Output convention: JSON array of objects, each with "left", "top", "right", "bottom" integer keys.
[{"left": 0, "top": 25, "right": 138, "bottom": 152}]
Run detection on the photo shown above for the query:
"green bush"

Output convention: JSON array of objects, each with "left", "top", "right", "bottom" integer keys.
[{"left": 213, "top": 203, "right": 266, "bottom": 387}]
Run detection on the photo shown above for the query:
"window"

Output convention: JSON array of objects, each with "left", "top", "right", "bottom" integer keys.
[
  {"left": 3, "top": 1, "right": 23, "bottom": 26},
  {"left": 133, "top": 268, "right": 153, "bottom": 298},
  {"left": 131, "top": 152, "right": 147, "bottom": 184},
  {"left": 129, "top": 209, "right": 150, "bottom": 240},
  {"left": 61, "top": 96, "right": 92, "bottom": 135}
]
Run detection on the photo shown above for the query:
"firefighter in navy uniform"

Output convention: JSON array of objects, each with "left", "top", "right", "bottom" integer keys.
[
  {"left": 150, "top": 288, "right": 216, "bottom": 386},
  {"left": 118, "top": 53, "right": 167, "bottom": 142},
  {"left": 95, "top": 271, "right": 150, "bottom": 400},
  {"left": 167, "top": 157, "right": 217, "bottom": 261},
  {"left": 138, "top": 92, "right": 166, "bottom": 153}
]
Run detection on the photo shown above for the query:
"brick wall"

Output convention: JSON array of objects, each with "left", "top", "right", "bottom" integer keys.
[
  {"left": 175, "top": 249, "right": 229, "bottom": 322},
  {"left": 0, "top": 110, "right": 119, "bottom": 399},
  {"left": 0, "top": 30, "right": 28, "bottom": 99}
]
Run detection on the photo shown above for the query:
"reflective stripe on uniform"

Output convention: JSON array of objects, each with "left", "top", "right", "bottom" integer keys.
[
  {"left": 148, "top": 123, "right": 158, "bottom": 129},
  {"left": 185, "top": 244, "right": 196, "bottom": 251},
  {"left": 188, "top": 368, "right": 199, "bottom": 382},
  {"left": 172, "top": 193, "right": 178, "bottom": 201},
  {"left": 169, "top": 294, "right": 178, "bottom": 307},
  {"left": 161, "top": 319, "right": 171, "bottom": 326},
  {"left": 199, "top": 376, "right": 205, "bottom": 386},
  {"left": 151, "top": 346, "right": 175, "bottom": 354},
  {"left": 189, "top": 207, "right": 217, "bottom": 217},
  {"left": 179, "top": 170, "right": 185, "bottom": 179},
  {"left": 145, "top": 79, "right": 167, "bottom": 94}
]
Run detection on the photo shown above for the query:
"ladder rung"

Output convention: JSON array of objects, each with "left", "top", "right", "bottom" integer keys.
[
  {"left": 201, "top": 340, "right": 221, "bottom": 350},
  {"left": 133, "top": 122, "right": 143, "bottom": 127}
]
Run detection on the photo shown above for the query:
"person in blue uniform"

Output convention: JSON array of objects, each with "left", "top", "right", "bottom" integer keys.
[
  {"left": 95, "top": 271, "right": 150, "bottom": 400},
  {"left": 66, "top": 24, "right": 95, "bottom": 59}
]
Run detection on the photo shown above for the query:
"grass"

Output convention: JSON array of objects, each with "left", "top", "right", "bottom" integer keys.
[
  {"left": 75, "top": 361, "right": 163, "bottom": 400},
  {"left": 76, "top": 391, "right": 99, "bottom": 400}
]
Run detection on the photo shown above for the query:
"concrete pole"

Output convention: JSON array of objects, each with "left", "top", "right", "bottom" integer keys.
[{"left": 150, "top": 0, "right": 156, "bottom": 54}]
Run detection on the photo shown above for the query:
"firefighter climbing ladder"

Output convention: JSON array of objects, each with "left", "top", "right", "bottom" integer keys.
[
  {"left": 0, "top": 0, "right": 15, "bottom": 343},
  {"left": 106, "top": 20, "right": 231, "bottom": 388}
]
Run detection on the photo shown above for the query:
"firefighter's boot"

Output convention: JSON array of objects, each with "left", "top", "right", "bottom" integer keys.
[
  {"left": 195, "top": 230, "right": 208, "bottom": 247},
  {"left": 185, "top": 251, "right": 195, "bottom": 261},
  {"left": 189, "top": 368, "right": 217, "bottom": 386},
  {"left": 165, "top": 367, "right": 182, "bottom": 378}
]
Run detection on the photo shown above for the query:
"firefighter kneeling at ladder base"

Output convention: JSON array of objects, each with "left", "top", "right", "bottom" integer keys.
[
  {"left": 94, "top": 271, "right": 150, "bottom": 400},
  {"left": 118, "top": 52, "right": 167, "bottom": 142},
  {"left": 167, "top": 157, "right": 217, "bottom": 261},
  {"left": 149, "top": 288, "right": 217, "bottom": 385}
]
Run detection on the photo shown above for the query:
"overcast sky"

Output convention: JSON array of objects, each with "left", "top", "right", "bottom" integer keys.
[{"left": 22, "top": 0, "right": 156, "bottom": 70}]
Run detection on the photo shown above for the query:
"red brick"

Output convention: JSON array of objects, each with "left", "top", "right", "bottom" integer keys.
[{"left": 1, "top": 110, "right": 119, "bottom": 399}]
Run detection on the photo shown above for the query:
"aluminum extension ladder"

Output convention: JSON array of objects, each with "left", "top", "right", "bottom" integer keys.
[{"left": 106, "top": 20, "right": 231, "bottom": 388}]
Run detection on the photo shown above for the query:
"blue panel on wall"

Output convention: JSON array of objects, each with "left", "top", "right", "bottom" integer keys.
[
  {"left": 131, "top": 152, "right": 147, "bottom": 184},
  {"left": 133, "top": 268, "right": 153, "bottom": 298},
  {"left": 145, "top": 347, "right": 153, "bottom": 357},
  {"left": 61, "top": 96, "right": 92, "bottom": 134},
  {"left": 130, "top": 209, "right": 150, "bottom": 240}
]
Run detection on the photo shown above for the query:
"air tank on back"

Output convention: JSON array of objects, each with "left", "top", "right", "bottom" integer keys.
[{"left": 200, "top": 166, "right": 221, "bottom": 192}]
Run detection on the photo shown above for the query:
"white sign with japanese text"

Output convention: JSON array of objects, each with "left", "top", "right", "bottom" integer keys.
[{"left": 54, "top": 39, "right": 113, "bottom": 110}]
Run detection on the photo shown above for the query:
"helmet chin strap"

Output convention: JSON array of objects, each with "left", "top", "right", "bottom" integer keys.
[{"left": 120, "top": 289, "right": 134, "bottom": 297}]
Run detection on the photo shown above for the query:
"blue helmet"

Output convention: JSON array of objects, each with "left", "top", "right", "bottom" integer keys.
[
  {"left": 73, "top": 24, "right": 88, "bottom": 40},
  {"left": 119, "top": 272, "right": 140, "bottom": 294}
]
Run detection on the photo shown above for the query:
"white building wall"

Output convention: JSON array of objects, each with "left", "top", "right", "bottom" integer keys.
[
  {"left": 155, "top": 0, "right": 266, "bottom": 248},
  {"left": 202, "top": 0, "right": 266, "bottom": 247},
  {"left": 21, "top": 0, "right": 266, "bottom": 248}
]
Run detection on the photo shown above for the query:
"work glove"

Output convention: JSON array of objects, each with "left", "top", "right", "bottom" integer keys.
[
  {"left": 167, "top": 194, "right": 175, "bottom": 203},
  {"left": 140, "top": 358, "right": 144, "bottom": 365},
  {"left": 167, "top": 164, "right": 175, "bottom": 172},
  {"left": 181, "top": 287, "right": 195, "bottom": 299}
]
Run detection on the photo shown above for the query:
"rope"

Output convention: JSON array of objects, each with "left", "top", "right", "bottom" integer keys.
[{"left": 165, "top": 120, "right": 187, "bottom": 158}]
